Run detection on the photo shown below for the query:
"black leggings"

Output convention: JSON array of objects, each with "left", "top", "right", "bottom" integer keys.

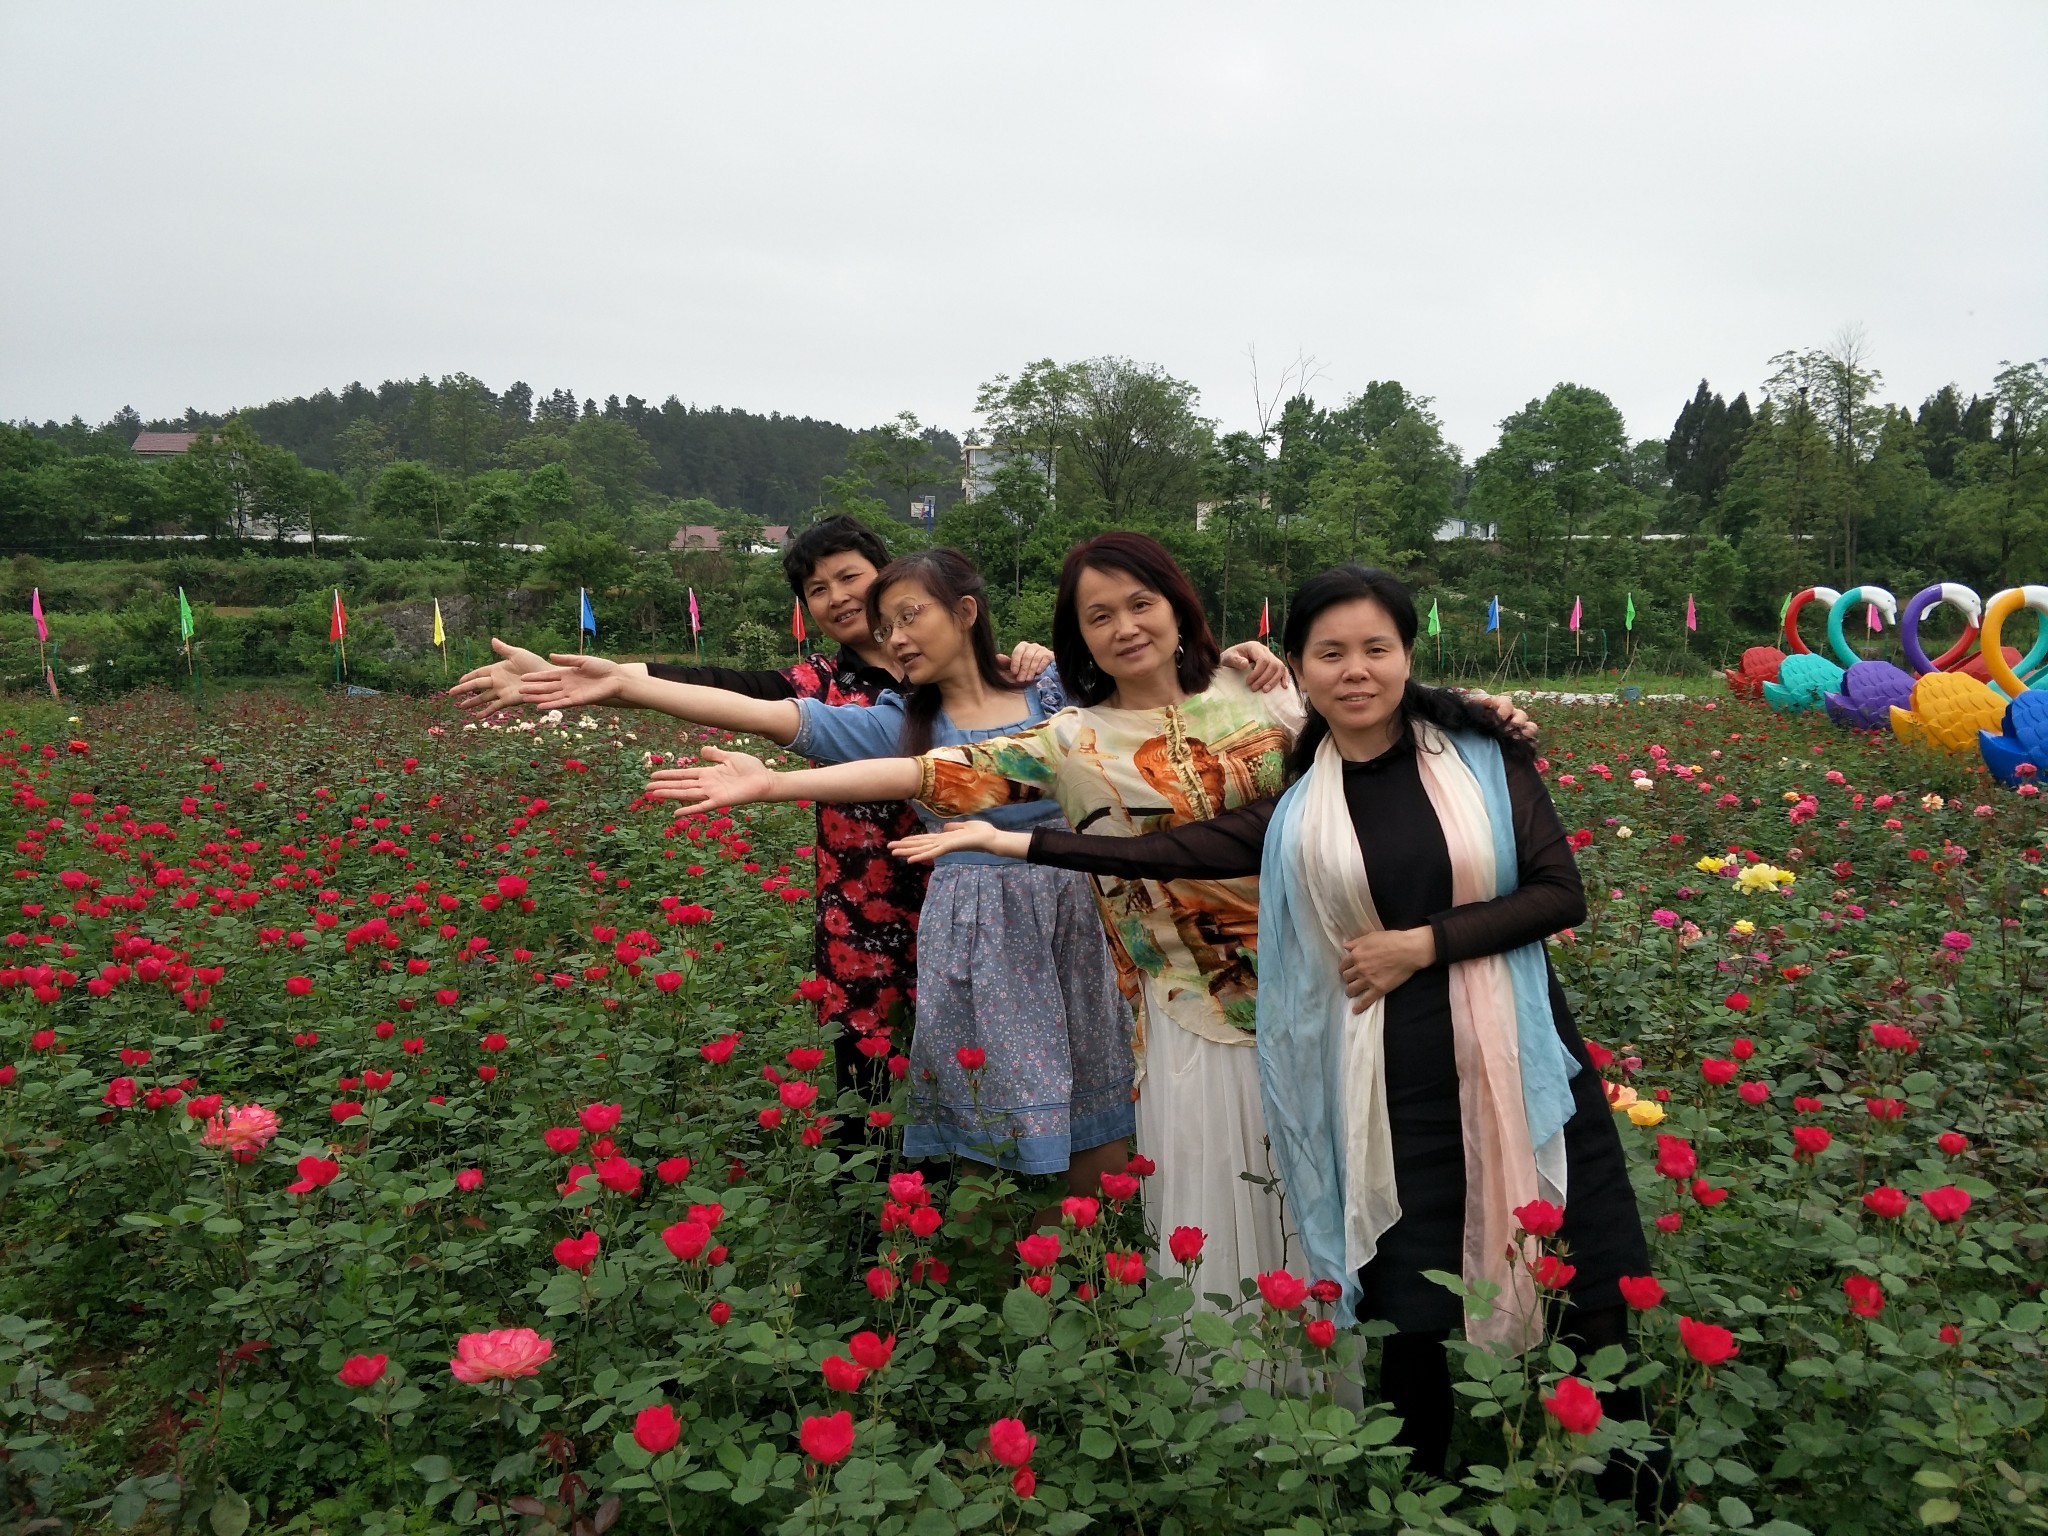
[{"left": 1381, "top": 1306, "right": 1668, "bottom": 1508}]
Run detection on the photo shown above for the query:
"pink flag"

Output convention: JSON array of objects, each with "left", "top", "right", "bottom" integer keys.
[
  {"left": 1866, "top": 602, "right": 1881, "bottom": 632},
  {"left": 31, "top": 588, "right": 47, "bottom": 644},
  {"left": 1568, "top": 596, "right": 1582, "bottom": 632},
  {"left": 688, "top": 587, "right": 700, "bottom": 637},
  {"left": 1685, "top": 594, "right": 1698, "bottom": 632}
]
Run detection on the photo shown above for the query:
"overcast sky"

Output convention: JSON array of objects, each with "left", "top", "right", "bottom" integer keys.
[{"left": 4, "top": 3, "right": 2044, "bottom": 458}]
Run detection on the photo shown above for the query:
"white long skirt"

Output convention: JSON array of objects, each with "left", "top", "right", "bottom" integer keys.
[{"left": 1134, "top": 978, "right": 1296, "bottom": 1314}]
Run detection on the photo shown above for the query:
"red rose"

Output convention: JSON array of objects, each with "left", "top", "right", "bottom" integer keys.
[
  {"left": 1015, "top": 1234, "right": 1061, "bottom": 1269},
  {"left": 1309, "top": 1278, "right": 1343, "bottom": 1305},
  {"left": 579, "top": 1103, "right": 622, "bottom": 1134},
  {"left": 1060, "top": 1196, "right": 1099, "bottom": 1229},
  {"left": 1936, "top": 1131, "right": 1969, "bottom": 1156},
  {"left": 330, "top": 1100, "right": 364, "bottom": 1123},
  {"left": 632, "top": 1403, "right": 680, "bottom": 1455},
  {"left": 1919, "top": 1185, "right": 1971, "bottom": 1222},
  {"left": 1099, "top": 1172, "right": 1140, "bottom": 1202},
  {"left": 1861, "top": 1186, "right": 1908, "bottom": 1219},
  {"left": 987, "top": 1417, "right": 1036, "bottom": 1468},
  {"left": 820, "top": 1354, "right": 867, "bottom": 1392},
  {"left": 1730, "top": 1036, "right": 1755, "bottom": 1059},
  {"left": 865, "top": 1267, "right": 898, "bottom": 1299},
  {"left": 1653, "top": 1211, "right": 1684, "bottom": 1234},
  {"left": 1011, "top": 1467, "right": 1036, "bottom": 1499},
  {"left": 1939, "top": 1323, "right": 1961, "bottom": 1345},
  {"left": 554, "top": 1231, "right": 600, "bottom": 1273},
  {"left": 1866, "top": 1097, "right": 1905, "bottom": 1123},
  {"left": 1512, "top": 1199, "right": 1565, "bottom": 1237},
  {"left": 799, "top": 1411, "right": 854, "bottom": 1464},
  {"left": 656, "top": 1156, "right": 691, "bottom": 1184},
  {"left": 1168, "top": 1226, "right": 1206, "bottom": 1264},
  {"left": 1654, "top": 1134, "right": 1697, "bottom": 1181},
  {"left": 955, "top": 1047, "right": 986, "bottom": 1071},
  {"left": 1543, "top": 1376, "right": 1602, "bottom": 1436},
  {"left": 662, "top": 1220, "right": 711, "bottom": 1262},
  {"left": 337, "top": 1353, "right": 387, "bottom": 1389},
  {"left": 285, "top": 976, "right": 313, "bottom": 997},
  {"left": 847, "top": 1331, "right": 894, "bottom": 1371},
  {"left": 1677, "top": 1315, "right": 1740, "bottom": 1366},
  {"left": 1699, "top": 1057, "right": 1737, "bottom": 1086},
  {"left": 708, "top": 1301, "right": 732, "bottom": 1326},
  {"left": 1616, "top": 1274, "right": 1665, "bottom": 1310},
  {"left": 543, "top": 1127, "right": 581, "bottom": 1154},
  {"left": 1104, "top": 1250, "right": 1146, "bottom": 1285},
  {"left": 1842, "top": 1274, "right": 1884, "bottom": 1318},
  {"left": 1737, "top": 1081, "right": 1770, "bottom": 1106},
  {"left": 455, "top": 1168, "right": 483, "bottom": 1192},
  {"left": 1305, "top": 1318, "right": 1337, "bottom": 1349},
  {"left": 1690, "top": 1179, "right": 1729, "bottom": 1207},
  {"left": 1724, "top": 991, "right": 1750, "bottom": 1012},
  {"left": 1257, "top": 1270, "right": 1308, "bottom": 1311},
  {"left": 1531, "top": 1254, "right": 1577, "bottom": 1290},
  {"left": 1792, "top": 1125, "right": 1832, "bottom": 1158}
]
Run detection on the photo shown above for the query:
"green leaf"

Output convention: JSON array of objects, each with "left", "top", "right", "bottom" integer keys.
[
  {"left": 1079, "top": 1425, "right": 1118, "bottom": 1460},
  {"left": 1917, "top": 1498, "right": 1961, "bottom": 1525},
  {"left": 1911, "top": 1469, "right": 1956, "bottom": 1490},
  {"left": 1002, "top": 1285, "right": 1050, "bottom": 1337},
  {"left": 1489, "top": 1506, "right": 1519, "bottom": 1536},
  {"left": 209, "top": 1486, "right": 251, "bottom": 1536},
  {"left": 412, "top": 1455, "right": 455, "bottom": 1484},
  {"left": 1718, "top": 1495, "right": 1753, "bottom": 1528}
]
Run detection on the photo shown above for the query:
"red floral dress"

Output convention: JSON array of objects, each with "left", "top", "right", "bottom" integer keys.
[{"left": 647, "top": 653, "right": 926, "bottom": 1087}]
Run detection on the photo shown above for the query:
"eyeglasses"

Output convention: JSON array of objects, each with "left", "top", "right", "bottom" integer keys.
[{"left": 872, "top": 601, "right": 939, "bottom": 645}]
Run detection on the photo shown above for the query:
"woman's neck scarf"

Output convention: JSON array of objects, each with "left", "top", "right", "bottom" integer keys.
[{"left": 1255, "top": 724, "right": 1580, "bottom": 1351}]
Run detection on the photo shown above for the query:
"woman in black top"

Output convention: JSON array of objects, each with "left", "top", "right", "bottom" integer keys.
[{"left": 893, "top": 566, "right": 1656, "bottom": 1505}]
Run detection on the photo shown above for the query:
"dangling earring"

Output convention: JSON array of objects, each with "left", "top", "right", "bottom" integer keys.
[
  {"left": 1082, "top": 658, "right": 1102, "bottom": 690},
  {"left": 1174, "top": 642, "right": 1186, "bottom": 662}
]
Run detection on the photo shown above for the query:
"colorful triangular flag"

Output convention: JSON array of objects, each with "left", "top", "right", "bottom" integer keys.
[
  {"left": 1685, "top": 594, "right": 1698, "bottom": 632},
  {"left": 177, "top": 587, "right": 194, "bottom": 641},
  {"left": 31, "top": 588, "right": 48, "bottom": 644},
  {"left": 688, "top": 587, "right": 701, "bottom": 638},
  {"left": 1485, "top": 595, "right": 1500, "bottom": 633},
  {"left": 1257, "top": 598, "right": 1270, "bottom": 639},
  {"left": 1867, "top": 601, "right": 1882, "bottom": 632},
  {"left": 1426, "top": 599, "right": 1441, "bottom": 637},
  {"left": 579, "top": 588, "right": 597, "bottom": 637},
  {"left": 431, "top": 598, "right": 445, "bottom": 647},
  {"left": 792, "top": 598, "right": 807, "bottom": 644},
  {"left": 1568, "top": 596, "right": 1582, "bottom": 632},
  {"left": 1625, "top": 592, "right": 1636, "bottom": 632},
  {"left": 329, "top": 589, "right": 347, "bottom": 643}
]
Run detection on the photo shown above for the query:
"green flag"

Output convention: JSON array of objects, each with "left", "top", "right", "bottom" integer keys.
[
  {"left": 1778, "top": 592, "right": 1791, "bottom": 624},
  {"left": 1625, "top": 592, "right": 1636, "bottom": 631},
  {"left": 177, "top": 587, "right": 194, "bottom": 641},
  {"left": 1426, "top": 599, "right": 1440, "bottom": 637}
]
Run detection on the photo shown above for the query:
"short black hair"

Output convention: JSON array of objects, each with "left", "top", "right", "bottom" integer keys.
[{"left": 782, "top": 516, "right": 891, "bottom": 598}]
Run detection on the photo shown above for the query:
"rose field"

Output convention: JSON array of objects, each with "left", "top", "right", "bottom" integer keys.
[{"left": 0, "top": 690, "right": 2043, "bottom": 1536}]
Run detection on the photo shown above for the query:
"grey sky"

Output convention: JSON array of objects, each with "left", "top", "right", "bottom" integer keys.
[{"left": 4, "top": 2, "right": 2044, "bottom": 460}]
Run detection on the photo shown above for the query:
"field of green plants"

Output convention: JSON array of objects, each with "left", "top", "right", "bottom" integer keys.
[{"left": 0, "top": 688, "right": 2042, "bottom": 1536}]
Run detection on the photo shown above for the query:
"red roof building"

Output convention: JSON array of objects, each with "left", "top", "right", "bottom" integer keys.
[{"left": 132, "top": 431, "right": 199, "bottom": 458}]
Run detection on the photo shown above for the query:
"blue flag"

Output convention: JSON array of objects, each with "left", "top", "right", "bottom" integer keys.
[
  {"left": 1486, "top": 595, "right": 1500, "bottom": 633},
  {"left": 579, "top": 588, "right": 596, "bottom": 637}
]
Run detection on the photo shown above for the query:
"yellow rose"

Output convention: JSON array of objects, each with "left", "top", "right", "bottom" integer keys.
[
  {"left": 1627, "top": 1100, "right": 1666, "bottom": 1127},
  {"left": 1605, "top": 1082, "right": 1639, "bottom": 1111},
  {"left": 1696, "top": 856, "right": 1727, "bottom": 874},
  {"left": 1730, "top": 919, "right": 1755, "bottom": 937}
]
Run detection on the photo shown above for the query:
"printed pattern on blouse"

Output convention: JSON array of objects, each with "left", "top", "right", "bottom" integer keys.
[
  {"left": 914, "top": 667, "right": 1302, "bottom": 1048},
  {"left": 784, "top": 653, "right": 927, "bottom": 1035}
]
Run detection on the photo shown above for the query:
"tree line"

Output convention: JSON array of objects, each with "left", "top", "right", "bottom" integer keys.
[{"left": 4, "top": 339, "right": 2044, "bottom": 689}]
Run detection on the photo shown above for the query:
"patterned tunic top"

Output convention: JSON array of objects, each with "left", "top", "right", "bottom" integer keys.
[
  {"left": 647, "top": 651, "right": 925, "bottom": 1035},
  {"left": 911, "top": 668, "right": 1304, "bottom": 1051}
]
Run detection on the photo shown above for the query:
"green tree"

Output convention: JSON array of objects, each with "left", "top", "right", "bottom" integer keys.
[
  {"left": 1466, "top": 384, "right": 1629, "bottom": 581},
  {"left": 567, "top": 416, "right": 657, "bottom": 513},
  {"left": 367, "top": 461, "right": 452, "bottom": 544}
]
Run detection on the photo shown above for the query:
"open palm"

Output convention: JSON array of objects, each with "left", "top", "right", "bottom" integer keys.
[
  {"left": 520, "top": 654, "right": 625, "bottom": 711},
  {"left": 644, "top": 746, "right": 772, "bottom": 812}
]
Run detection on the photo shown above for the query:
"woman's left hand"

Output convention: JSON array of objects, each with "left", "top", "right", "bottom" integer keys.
[
  {"left": 997, "top": 641, "right": 1054, "bottom": 684},
  {"left": 1472, "top": 691, "right": 1538, "bottom": 743},
  {"left": 1339, "top": 926, "right": 1437, "bottom": 1014}
]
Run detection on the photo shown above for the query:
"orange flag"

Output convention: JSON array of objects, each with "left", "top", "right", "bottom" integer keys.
[{"left": 791, "top": 598, "right": 807, "bottom": 644}]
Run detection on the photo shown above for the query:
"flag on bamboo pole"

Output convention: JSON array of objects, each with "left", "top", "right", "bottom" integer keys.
[
  {"left": 431, "top": 598, "right": 445, "bottom": 647},
  {"left": 1867, "top": 602, "right": 1882, "bottom": 632},
  {"left": 791, "top": 598, "right": 807, "bottom": 644},
  {"left": 1685, "top": 594, "right": 1698, "bottom": 632},
  {"left": 31, "top": 588, "right": 47, "bottom": 643},
  {"left": 1778, "top": 592, "right": 1791, "bottom": 624},
  {"left": 579, "top": 588, "right": 597, "bottom": 639},
  {"left": 1485, "top": 595, "right": 1499, "bottom": 633},
  {"left": 178, "top": 588, "right": 194, "bottom": 642},
  {"left": 1625, "top": 593, "right": 1636, "bottom": 632},
  {"left": 329, "top": 590, "right": 347, "bottom": 643},
  {"left": 1426, "top": 600, "right": 1440, "bottom": 637},
  {"left": 1568, "top": 596, "right": 1582, "bottom": 632},
  {"left": 1257, "top": 598, "right": 1270, "bottom": 638},
  {"left": 688, "top": 587, "right": 700, "bottom": 639}
]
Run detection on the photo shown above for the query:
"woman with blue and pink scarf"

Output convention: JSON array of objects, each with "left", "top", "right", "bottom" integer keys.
[{"left": 941, "top": 565, "right": 1657, "bottom": 1503}]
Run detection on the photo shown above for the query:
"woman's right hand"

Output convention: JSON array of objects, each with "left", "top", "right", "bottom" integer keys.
[
  {"left": 888, "top": 820, "right": 1008, "bottom": 864},
  {"left": 644, "top": 745, "right": 774, "bottom": 812}
]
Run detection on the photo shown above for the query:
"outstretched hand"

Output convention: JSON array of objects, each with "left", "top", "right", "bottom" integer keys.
[
  {"left": 520, "top": 654, "right": 628, "bottom": 711},
  {"left": 887, "top": 820, "right": 1002, "bottom": 865},
  {"left": 1220, "top": 642, "right": 1290, "bottom": 693},
  {"left": 448, "top": 637, "right": 547, "bottom": 713},
  {"left": 644, "top": 745, "right": 773, "bottom": 813}
]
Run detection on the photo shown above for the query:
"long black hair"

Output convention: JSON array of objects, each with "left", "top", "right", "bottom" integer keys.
[
  {"left": 1051, "top": 533, "right": 1222, "bottom": 706},
  {"left": 1281, "top": 564, "right": 1527, "bottom": 781},
  {"left": 865, "top": 547, "right": 1013, "bottom": 755}
]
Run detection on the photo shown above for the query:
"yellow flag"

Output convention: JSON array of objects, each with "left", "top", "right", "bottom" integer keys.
[{"left": 432, "top": 598, "right": 445, "bottom": 646}]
